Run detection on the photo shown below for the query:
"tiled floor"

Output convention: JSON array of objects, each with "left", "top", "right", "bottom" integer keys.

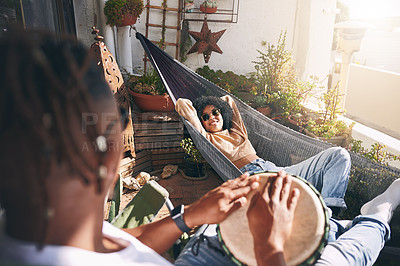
[
  {"left": 153, "top": 167, "right": 224, "bottom": 221},
  {"left": 117, "top": 167, "right": 224, "bottom": 222}
]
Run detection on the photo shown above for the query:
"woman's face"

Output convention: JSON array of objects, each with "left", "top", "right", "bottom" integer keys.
[{"left": 201, "top": 105, "right": 224, "bottom": 133}]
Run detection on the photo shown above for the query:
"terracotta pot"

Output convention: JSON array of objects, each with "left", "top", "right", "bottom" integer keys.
[
  {"left": 129, "top": 91, "right": 174, "bottom": 112},
  {"left": 200, "top": 5, "right": 217, "bottom": 13},
  {"left": 304, "top": 129, "right": 352, "bottom": 148},
  {"left": 256, "top": 107, "right": 272, "bottom": 116},
  {"left": 118, "top": 14, "right": 138, "bottom": 27}
]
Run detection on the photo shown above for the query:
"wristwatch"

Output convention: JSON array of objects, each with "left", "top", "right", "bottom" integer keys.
[{"left": 171, "top": 204, "right": 192, "bottom": 233}]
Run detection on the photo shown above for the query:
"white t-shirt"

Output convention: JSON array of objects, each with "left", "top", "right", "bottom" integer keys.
[{"left": 0, "top": 222, "right": 172, "bottom": 266}]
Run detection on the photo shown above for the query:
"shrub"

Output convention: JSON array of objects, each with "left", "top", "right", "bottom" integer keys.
[
  {"left": 196, "top": 66, "right": 257, "bottom": 97},
  {"left": 104, "top": 0, "right": 144, "bottom": 26}
]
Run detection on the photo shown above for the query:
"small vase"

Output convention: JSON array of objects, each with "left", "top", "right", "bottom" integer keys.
[
  {"left": 200, "top": 5, "right": 217, "bottom": 13},
  {"left": 118, "top": 14, "right": 138, "bottom": 27}
]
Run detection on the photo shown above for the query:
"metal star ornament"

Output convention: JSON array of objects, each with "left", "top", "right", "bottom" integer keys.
[{"left": 187, "top": 19, "right": 226, "bottom": 63}]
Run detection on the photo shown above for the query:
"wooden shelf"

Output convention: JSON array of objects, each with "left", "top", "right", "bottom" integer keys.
[{"left": 181, "top": 0, "right": 239, "bottom": 23}]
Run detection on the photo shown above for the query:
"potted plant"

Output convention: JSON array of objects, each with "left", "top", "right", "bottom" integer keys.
[
  {"left": 180, "top": 138, "right": 207, "bottom": 180},
  {"left": 104, "top": 0, "right": 144, "bottom": 27},
  {"left": 125, "top": 69, "right": 174, "bottom": 112},
  {"left": 184, "top": 0, "right": 195, "bottom": 13},
  {"left": 200, "top": 0, "right": 218, "bottom": 14},
  {"left": 252, "top": 95, "right": 271, "bottom": 116},
  {"left": 305, "top": 83, "right": 355, "bottom": 147}
]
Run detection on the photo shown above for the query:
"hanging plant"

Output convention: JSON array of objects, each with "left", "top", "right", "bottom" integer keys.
[
  {"left": 200, "top": 0, "right": 217, "bottom": 13},
  {"left": 104, "top": 0, "right": 144, "bottom": 27}
]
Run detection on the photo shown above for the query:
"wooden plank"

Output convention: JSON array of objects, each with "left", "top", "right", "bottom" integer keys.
[
  {"left": 120, "top": 167, "right": 133, "bottom": 178},
  {"left": 135, "top": 150, "right": 151, "bottom": 160},
  {"left": 134, "top": 112, "right": 181, "bottom": 122},
  {"left": 135, "top": 141, "right": 182, "bottom": 150},
  {"left": 151, "top": 147, "right": 184, "bottom": 154},
  {"left": 134, "top": 128, "right": 183, "bottom": 137},
  {"left": 134, "top": 154, "right": 152, "bottom": 166},
  {"left": 146, "top": 4, "right": 179, "bottom": 12},
  {"left": 119, "top": 161, "right": 134, "bottom": 175},
  {"left": 120, "top": 156, "right": 134, "bottom": 167},
  {"left": 133, "top": 161, "right": 152, "bottom": 175},
  {"left": 133, "top": 122, "right": 183, "bottom": 130},
  {"left": 152, "top": 153, "right": 184, "bottom": 161},
  {"left": 147, "top": 23, "right": 179, "bottom": 30},
  {"left": 152, "top": 158, "right": 185, "bottom": 166},
  {"left": 134, "top": 134, "right": 182, "bottom": 143}
]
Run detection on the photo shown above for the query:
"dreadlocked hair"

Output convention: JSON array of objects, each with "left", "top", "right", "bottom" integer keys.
[
  {"left": 193, "top": 96, "right": 233, "bottom": 131},
  {"left": 0, "top": 27, "right": 114, "bottom": 245}
]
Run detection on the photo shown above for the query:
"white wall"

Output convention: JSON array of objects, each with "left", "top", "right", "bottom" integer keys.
[
  {"left": 345, "top": 64, "right": 400, "bottom": 139},
  {"left": 131, "top": 0, "right": 336, "bottom": 79},
  {"left": 73, "top": 0, "right": 97, "bottom": 48},
  {"left": 74, "top": 0, "right": 336, "bottom": 80},
  {"left": 352, "top": 30, "right": 400, "bottom": 74}
]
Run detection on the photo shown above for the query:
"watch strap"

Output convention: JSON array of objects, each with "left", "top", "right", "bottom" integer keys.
[{"left": 171, "top": 205, "right": 191, "bottom": 233}]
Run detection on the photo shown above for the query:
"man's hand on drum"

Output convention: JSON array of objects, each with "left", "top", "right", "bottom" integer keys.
[
  {"left": 247, "top": 170, "right": 300, "bottom": 265},
  {"left": 185, "top": 172, "right": 260, "bottom": 228}
]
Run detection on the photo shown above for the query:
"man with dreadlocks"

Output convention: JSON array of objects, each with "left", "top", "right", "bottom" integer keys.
[
  {"left": 0, "top": 27, "right": 399, "bottom": 266},
  {"left": 0, "top": 26, "right": 263, "bottom": 265}
]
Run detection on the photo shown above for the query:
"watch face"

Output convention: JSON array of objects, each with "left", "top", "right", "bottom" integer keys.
[{"left": 172, "top": 204, "right": 183, "bottom": 217}]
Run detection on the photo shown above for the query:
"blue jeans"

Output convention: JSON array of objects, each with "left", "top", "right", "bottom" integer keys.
[
  {"left": 240, "top": 147, "right": 350, "bottom": 209},
  {"left": 175, "top": 215, "right": 390, "bottom": 266}
]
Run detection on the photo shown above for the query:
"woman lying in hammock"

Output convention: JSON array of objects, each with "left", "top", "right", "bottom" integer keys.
[{"left": 176, "top": 95, "right": 351, "bottom": 215}]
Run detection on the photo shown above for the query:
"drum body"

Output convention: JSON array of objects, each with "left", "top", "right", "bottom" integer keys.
[{"left": 217, "top": 172, "right": 330, "bottom": 266}]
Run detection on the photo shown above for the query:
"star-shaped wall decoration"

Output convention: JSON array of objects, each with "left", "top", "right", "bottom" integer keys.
[{"left": 187, "top": 19, "right": 226, "bottom": 63}]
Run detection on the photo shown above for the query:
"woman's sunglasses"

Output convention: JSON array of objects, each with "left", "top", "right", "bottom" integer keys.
[{"left": 201, "top": 108, "right": 221, "bottom": 122}]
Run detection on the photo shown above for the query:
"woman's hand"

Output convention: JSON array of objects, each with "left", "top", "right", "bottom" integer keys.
[
  {"left": 247, "top": 170, "right": 300, "bottom": 265},
  {"left": 184, "top": 172, "right": 260, "bottom": 228}
]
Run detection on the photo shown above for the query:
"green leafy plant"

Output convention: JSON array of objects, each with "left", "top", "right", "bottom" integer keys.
[
  {"left": 252, "top": 30, "right": 296, "bottom": 97},
  {"left": 180, "top": 138, "right": 204, "bottom": 163},
  {"left": 348, "top": 139, "right": 400, "bottom": 166},
  {"left": 252, "top": 95, "right": 269, "bottom": 109},
  {"left": 251, "top": 31, "right": 319, "bottom": 118},
  {"left": 196, "top": 66, "right": 257, "bottom": 98},
  {"left": 306, "top": 82, "right": 355, "bottom": 139},
  {"left": 125, "top": 69, "right": 167, "bottom": 95},
  {"left": 104, "top": 0, "right": 144, "bottom": 26},
  {"left": 201, "top": 0, "right": 217, "bottom": 8}
]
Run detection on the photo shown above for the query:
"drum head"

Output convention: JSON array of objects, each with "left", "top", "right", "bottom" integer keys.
[{"left": 218, "top": 172, "right": 329, "bottom": 266}]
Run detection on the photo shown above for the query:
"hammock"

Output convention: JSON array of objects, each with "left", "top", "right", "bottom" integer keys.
[
  {"left": 136, "top": 31, "right": 399, "bottom": 180},
  {"left": 136, "top": 32, "right": 400, "bottom": 258}
]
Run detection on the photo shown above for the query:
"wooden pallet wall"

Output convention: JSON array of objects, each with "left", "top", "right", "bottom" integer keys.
[{"left": 132, "top": 111, "right": 185, "bottom": 173}]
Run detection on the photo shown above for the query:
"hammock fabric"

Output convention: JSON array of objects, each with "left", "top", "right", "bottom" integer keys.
[
  {"left": 135, "top": 32, "right": 400, "bottom": 257},
  {"left": 136, "top": 32, "right": 399, "bottom": 182}
]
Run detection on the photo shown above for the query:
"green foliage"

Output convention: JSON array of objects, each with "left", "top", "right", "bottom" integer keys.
[
  {"left": 349, "top": 139, "right": 400, "bottom": 166},
  {"left": 251, "top": 31, "right": 318, "bottom": 118},
  {"left": 307, "top": 119, "right": 352, "bottom": 139},
  {"left": 306, "top": 82, "right": 355, "bottom": 138},
  {"left": 252, "top": 30, "right": 296, "bottom": 96},
  {"left": 125, "top": 69, "right": 167, "bottom": 95},
  {"left": 104, "top": 0, "right": 144, "bottom": 26},
  {"left": 180, "top": 138, "right": 204, "bottom": 163},
  {"left": 196, "top": 66, "right": 257, "bottom": 97},
  {"left": 252, "top": 95, "right": 269, "bottom": 108},
  {"left": 201, "top": 0, "right": 217, "bottom": 8}
]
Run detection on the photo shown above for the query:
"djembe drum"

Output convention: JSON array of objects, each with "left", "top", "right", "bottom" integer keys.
[{"left": 217, "top": 172, "right": 330, "bottom": 266}]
